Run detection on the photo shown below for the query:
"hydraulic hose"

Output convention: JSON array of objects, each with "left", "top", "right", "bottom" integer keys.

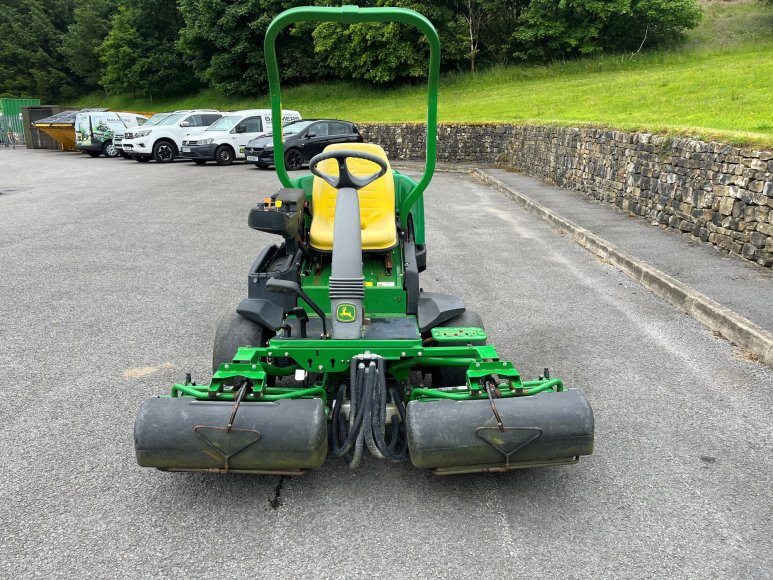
[{"left": 329, "top": 357, "right": 408, "bottom": 468}]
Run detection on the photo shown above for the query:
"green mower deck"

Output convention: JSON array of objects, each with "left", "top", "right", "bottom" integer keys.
[{"left": 133, "top": 5, "right": 594, "bottom": 475}]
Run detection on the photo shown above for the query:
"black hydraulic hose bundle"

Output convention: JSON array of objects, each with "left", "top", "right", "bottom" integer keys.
[{"left": 330, "top": 357, "right": 408, "bottom": 468}]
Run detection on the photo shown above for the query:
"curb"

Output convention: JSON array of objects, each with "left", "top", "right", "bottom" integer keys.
[{"left": 472, "top": 168, "right": 773, "bottom": 367}]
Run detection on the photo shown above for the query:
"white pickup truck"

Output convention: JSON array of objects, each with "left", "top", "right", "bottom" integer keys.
[
  {"left": 121, "top": 109, "right": 224, "bottom": 163},
  {"left": 179, "top": 109, "right": 301, "bottom": 166}
]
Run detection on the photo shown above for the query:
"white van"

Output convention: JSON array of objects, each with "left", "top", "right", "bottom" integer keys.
[
  {"left": 179, "top": 109, "right": 301, "bottom": 166},
  {"left": 121, "top": 109, "right": 224, "bottom": 163},
  {"left": 75, "top": 111, "right": 148, "bottom": 158}
]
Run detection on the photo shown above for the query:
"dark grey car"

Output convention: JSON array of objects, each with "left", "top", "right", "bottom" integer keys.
[{"left": 245, "top": 119, "right": 363, "bottom": 170}]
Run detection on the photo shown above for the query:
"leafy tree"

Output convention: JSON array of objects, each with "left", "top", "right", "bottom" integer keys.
[
  {"left": 609, "top": 0, "right": 703, "bottom": 54},
  {"left": 456, "top": 0, "right": 527, "bottom": 71},
  {"left": 311, "top": 0, "right": 467, "bottom": 85},
  {"left": 0, "top": 0, "right": 78, "bottom": 101},
  {"left": 512, "top": 0, "right": 702, "bottom": 61},
  {"left": 98, "top": 0, "right": 198, "bottom": 99},
  {"left": 61, "top": 0, "right": 116, "bottom": 89},
  {"left": 178, "top": 0, "right": 317, "bottom": 96},
  {"left": 98, "top": 7, "right": 143, "bottom": 96}
]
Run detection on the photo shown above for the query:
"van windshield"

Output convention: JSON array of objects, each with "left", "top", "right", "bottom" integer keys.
[
  {"left": 206, "top": 116, "right": 240, "bottom": 132},
  {"left": 157, "top": 113, "right": 185, "bottom": 126}
]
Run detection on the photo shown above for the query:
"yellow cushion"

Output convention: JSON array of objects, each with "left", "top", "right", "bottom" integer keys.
[{"left": 310, "top": 143, "right": 397, "bottom": 252}]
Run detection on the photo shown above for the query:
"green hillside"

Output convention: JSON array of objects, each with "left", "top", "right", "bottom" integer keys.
[{"left": 78, "top": 0, "right": 773, "bottom": 146}]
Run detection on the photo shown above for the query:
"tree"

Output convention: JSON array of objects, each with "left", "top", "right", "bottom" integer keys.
[
  {"left": 0, "top": 0, "right": 78, "bottom": 101},
  {"left": 61, "top": 0, "right": 116, "bottom": 90},
  {"left": 511, "top": 0, "right": 702, "bottom": 61},
  {"left": 178, "top": 0, "right": 317, "bottom": 96},
  {"left": 456, "top": 0, "right": 526, "bottom": 71},
  {"left": 311, "top": 0, "right": 467, "bottom": 85},
  {"left": 98, "top": 0, "right": 198, "bottom": 99}
]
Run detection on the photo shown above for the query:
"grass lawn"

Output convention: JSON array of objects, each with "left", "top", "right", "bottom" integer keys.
[{"left": 78, "top": 0, "right": 773, "bottom": 147}]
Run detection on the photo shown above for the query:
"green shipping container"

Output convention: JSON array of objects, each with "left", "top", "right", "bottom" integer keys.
[{"left": 1, "top": 98, "right": 41, "bottom": 134}]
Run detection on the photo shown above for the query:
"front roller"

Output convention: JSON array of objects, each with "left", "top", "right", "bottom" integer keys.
[
  {"left": 406, "top": 390, "right": 594, "bottom": 475},
  {"left": 134, "top": 397, "right": 328, "bottom": 474}
]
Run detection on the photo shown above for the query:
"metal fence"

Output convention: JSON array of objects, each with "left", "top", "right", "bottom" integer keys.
[{"left": 0, "top": 114, "right": 25, "bottom": 148}]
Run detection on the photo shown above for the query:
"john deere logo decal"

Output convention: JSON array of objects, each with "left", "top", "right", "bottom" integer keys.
[{"left": 336, "top": 303, "right": 356, "bottom": 323}]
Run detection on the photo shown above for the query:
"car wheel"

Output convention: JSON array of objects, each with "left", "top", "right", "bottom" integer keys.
[
  {"left": 193, "top": 160, "right": 207, "bottom": 165},
  {"left": 284, "top": 148, "right": 303, "bottom": 171},
  {"left": 103, "top": 141, "right": 120, "bottom": 158},
  {"left": 152, "top": 140, "right": 176, "bottom": 163},
  {"left": 215, "top": 145, "right": 234, "bottom": 166},
  {"left": 86, "top": 150, "right": 101, "bottom": 158},
  {"left": 119, "top": 151, "right": 131, "bottom": 159},
  {"left": 134, "top": 156, "right": 151, "bottom": 162}
]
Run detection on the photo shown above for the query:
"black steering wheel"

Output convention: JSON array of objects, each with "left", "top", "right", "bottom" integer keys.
[{"left": 309, "top": 149, "right": 389, "bottom": 190}]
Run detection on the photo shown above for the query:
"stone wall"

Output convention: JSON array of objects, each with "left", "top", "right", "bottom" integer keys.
[{"left": 360, "top": 123, "right": 773, "bottom": 267}]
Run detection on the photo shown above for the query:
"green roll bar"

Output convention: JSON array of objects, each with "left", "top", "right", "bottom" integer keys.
[{"left": 263, "top": 5, "right": 440, "bottom": 230}]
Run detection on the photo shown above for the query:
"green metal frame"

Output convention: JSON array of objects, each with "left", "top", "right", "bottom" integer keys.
[
  {"left": 264, "top": 5, "right": 439, "bottom": 231},
  {"left": 172, "top": 341, "right": 564, "bottom": 404},
  {"left": 161, "top": 5, "right": 563, "bottom": 411}
]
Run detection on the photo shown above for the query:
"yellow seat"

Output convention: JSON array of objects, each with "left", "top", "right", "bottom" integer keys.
[{"left": 309, "top": 143, "right": 397, "bottom": 252}]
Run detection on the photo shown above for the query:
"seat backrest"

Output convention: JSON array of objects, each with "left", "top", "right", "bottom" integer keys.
[{"left": 311, "top": 142, "right": 395, "bottom": 231}]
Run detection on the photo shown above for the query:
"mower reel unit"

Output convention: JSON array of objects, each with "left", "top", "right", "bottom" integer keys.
[{"left": 134, "top": 6, "right": 594, "bottom": 475}]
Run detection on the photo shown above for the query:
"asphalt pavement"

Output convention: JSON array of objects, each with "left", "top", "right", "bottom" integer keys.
[{"left": 1, "top": 149, "right": 771, "bottom": 579}]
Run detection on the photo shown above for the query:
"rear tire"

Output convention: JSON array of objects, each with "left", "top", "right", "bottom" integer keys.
[
  {"left": 214, "top": 145, "right": 234, "bottom": 166},
  {"left": 431, "top": 310, "right": 486, "bottom": 389},
  {"left": 86, "top": 150, "right": 101, "bottom": 158},
  {"left": 152, "top": 140, "right": 176, "bottom": 163},
  {"left": 193, "top": 160, "right": 207, "bottom": 165},
  {"left": 212, "top": 310, "right": 268, "bottom": 374}
]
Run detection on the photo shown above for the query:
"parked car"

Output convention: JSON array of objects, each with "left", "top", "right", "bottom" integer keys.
[
  {"left": 180, "top": 109, "right": 302, "bottom": 166},
  {"left": 75, "top": 111, "right": 148, "bottom": 158},
  {"left": 244, "top": 119, "right": 363, "bottom": 170},
  {"left": 121, "top": 109, "right": 224, "bottom": 163},
  {"left": 114, "top": 112, "right": 173, "bottom": 158}
]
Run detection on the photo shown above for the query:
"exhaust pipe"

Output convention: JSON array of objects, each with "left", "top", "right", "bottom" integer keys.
[
  {"left": 134, "top": 397, "right": 328, "bottom": 474},
  {"left": 406, "top": 389, "right": 594, "bottom": 475}
]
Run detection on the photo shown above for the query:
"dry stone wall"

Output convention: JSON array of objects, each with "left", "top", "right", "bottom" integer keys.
[{"left": 360, "top": 123, "right": 773, "bottom": 267}]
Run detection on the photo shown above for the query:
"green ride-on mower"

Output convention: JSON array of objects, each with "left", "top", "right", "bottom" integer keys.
[{"left": 134, "top": 6, "right": 594, "bottom": 475}]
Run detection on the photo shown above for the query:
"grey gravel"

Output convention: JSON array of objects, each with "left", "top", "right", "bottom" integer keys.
[{"left": 1, "top": 149, "right": 772, "bottom": 579}]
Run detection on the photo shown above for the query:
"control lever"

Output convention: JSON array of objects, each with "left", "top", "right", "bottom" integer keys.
[{"left": 266, "top": 278, "right": 328, "bottom": 338}]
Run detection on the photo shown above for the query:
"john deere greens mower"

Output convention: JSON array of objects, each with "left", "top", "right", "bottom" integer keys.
[{"left": 134, "top": 6, "right": 594, "bottom": 475}]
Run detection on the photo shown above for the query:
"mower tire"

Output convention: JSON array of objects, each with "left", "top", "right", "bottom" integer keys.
[
  {"left": 432, "top": 309, "right": 485, "bottom": 388},
  {"left": 212, "top": 310, "right": 268, "bottom": 374}
]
